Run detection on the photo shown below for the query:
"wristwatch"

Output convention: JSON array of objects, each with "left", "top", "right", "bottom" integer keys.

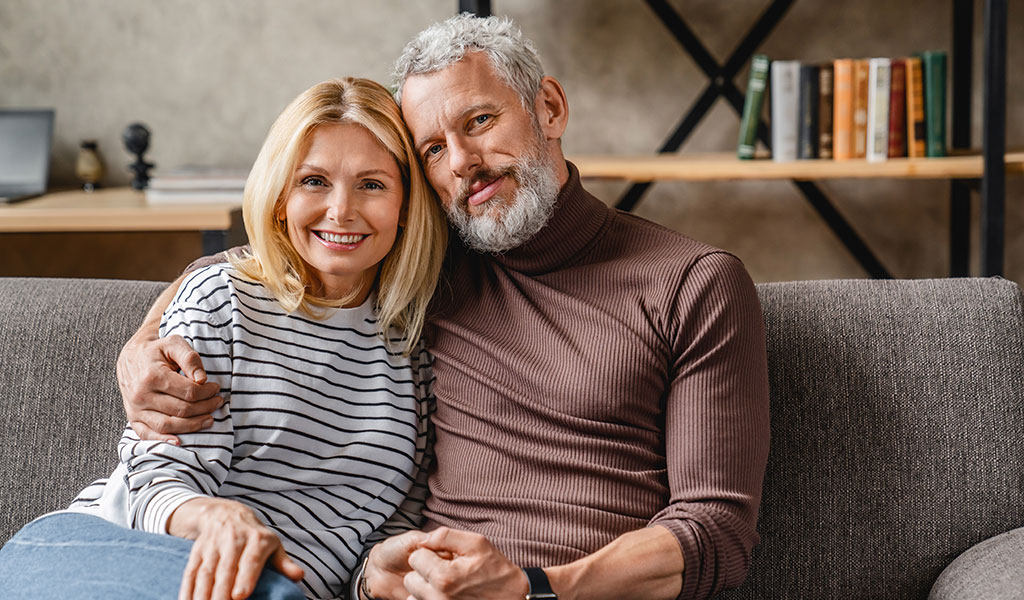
[{"left": 522, "top": 567, "right": 558, "bottom": 599}]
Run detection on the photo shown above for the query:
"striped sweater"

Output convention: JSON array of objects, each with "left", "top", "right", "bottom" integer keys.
[{"left": 70, "top": 264, "right": 432, "bottom": 600}]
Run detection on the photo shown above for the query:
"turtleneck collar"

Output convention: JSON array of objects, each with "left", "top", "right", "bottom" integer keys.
[{"left": 485, "top": 161, "right": 611, "bottom": 275}]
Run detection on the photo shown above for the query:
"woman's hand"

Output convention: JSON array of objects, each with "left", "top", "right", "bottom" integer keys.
[{"left": 168, "top": 497, "right": 304, "bottom": 600}]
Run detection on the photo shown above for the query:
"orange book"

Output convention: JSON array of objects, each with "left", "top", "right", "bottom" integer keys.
[
  {"left": 852, "top": 59, "right": 870, "bottom": 159},
  {"left": 905, "top": 56, "right": 926, "bottom": 158},
  {"left": 832, "top": 59, "right": 854, "bottom": 161}
]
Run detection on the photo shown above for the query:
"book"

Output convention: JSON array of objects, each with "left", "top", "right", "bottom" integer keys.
[
  {"left": 866, "top": 58, "right": 891, "bottom": 163},
  {"left": 145, "top": 188, "right": 244, "bottom": 205},
  {"left": 798, "top": 64, "right": 820, "bottom": 159},
  {"left": 145, "top": 166, "right": 248, "bottom": 205},
  {"left": 832, "top": 58, "right": 855, "bottom": 161},
  {"left": 905, "top": 56, "right": 926, "bottom": 157},
  {"left": 852, "top": 59, "right": 870, "bottom": 159},
  {"left": 818, "top": 63, "right": 834, "bottom": 159},
  {"left": 148, "top": 167, "right": 250, "bottom": 190},
  {"left": 770, "top": 60, "right": 801, "bottom": 162},
  {"left": 888, "top": 59, "right": 907, "bottom": 157},
  {"left": 737, "top": 54, "right": 770, "bottom": 160},
  {"left": 922, "top": 50, "right": 947, "bottom": 157}
]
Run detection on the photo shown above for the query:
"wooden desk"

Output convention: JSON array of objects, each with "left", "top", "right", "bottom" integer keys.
[{"left": 0, "top": 187, "right": 243, "bottom": 254}]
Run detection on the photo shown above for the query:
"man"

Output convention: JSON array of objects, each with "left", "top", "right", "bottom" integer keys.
[{"left": 119, "top": 14, "right": 770, "bottom": 600}]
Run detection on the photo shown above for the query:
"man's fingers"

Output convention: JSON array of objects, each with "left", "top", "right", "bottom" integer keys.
[
  {"left": 420, "top": 527, "right": 483, "bottom": 556},
  {"left": 403, "top": 569, "right": 441, "bottom": 600},
  {"left": 129, "top": 419, "right": 181, "bottom": 445},
  {"left": 159, "top": 335, "right": 209, "bottom": 384},
  {"left": 408, "top": 548, "right": 452, "bottom": 588}
]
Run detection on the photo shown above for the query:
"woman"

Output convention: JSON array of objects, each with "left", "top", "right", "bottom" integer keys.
[{"left": 0, "top": 77, "right": 446, "bottom": 600}]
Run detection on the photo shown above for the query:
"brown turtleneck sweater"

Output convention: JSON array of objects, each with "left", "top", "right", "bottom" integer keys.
[{"left": 424, "top": 163, "right": 770, "bottom": 600}]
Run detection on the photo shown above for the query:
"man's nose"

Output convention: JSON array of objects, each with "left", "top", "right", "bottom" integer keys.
[{"left": 447, "top": 135, "right": 481, "bottom": 179}]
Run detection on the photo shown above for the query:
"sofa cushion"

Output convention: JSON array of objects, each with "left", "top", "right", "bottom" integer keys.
[
  {"left": 0, "top": 277, "right": 166, "bottom": 543},
  {"left": 725, "top": 278, "right": 1024, "bottom": 599}
]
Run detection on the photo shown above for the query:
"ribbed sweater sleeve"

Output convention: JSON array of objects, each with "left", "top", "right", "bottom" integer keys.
[{"left": 650, "top": 252, "right": 770, "bottom": 599}]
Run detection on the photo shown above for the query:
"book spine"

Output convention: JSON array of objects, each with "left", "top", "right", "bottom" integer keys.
[
  {"left": 737, "top": 54, "right": 770, "bottom": 159},
  {"left": 888, "top": 59, "right": 907, "bottom": 157},
  {"left": 770, "top": 60, "right": 800, "bottom": 162},
  {"left": 905, "top": 56, "right": 926, "bottom": 157},
  {"left": 798, "top": 64, "right": 820, "bottom": 159},
  {"left": 832, "top": 59, "right": 854, "bottom": 161},
  {"left": 866, "top": 58, "right": 891, "bottom": 163},
  {"left": 852, "top": 59, "right": 870, "bottom": 159},
  {"left": 818, "top": 63, "right": 834, "bottom": 159},
  {"left": 923, "top": 50, "right": 947, "bottom": 157}
]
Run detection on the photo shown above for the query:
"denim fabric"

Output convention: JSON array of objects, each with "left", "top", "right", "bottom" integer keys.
[{"left": 0, "top": 513, "right": 305, "bottom": 600}]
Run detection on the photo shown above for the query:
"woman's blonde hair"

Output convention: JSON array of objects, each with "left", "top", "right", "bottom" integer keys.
[{"left": 231, "top": 77, "right": 447, "bottom": 354}]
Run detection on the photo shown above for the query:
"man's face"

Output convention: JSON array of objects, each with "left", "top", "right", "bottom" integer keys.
[{"left": 400, "top": 52, "right": 561, "bottom": 252}]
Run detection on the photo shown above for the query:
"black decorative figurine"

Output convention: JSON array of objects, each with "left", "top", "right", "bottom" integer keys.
[{"left": 123, "top": 123, "right": 154, "bottom": 190}]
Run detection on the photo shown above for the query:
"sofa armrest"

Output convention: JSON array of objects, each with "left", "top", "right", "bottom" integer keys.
[{"left": 930, "top": 527, "right": 1024, "bottom": 600}]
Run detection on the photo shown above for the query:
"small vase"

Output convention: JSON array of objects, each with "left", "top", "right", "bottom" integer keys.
[{"left": 76, "top": 140, "right": 105, "bottom": 192}]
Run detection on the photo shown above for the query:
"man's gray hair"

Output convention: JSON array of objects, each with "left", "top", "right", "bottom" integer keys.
[{"left": 392, "top": 13, "right": 544, "bottom": 109}]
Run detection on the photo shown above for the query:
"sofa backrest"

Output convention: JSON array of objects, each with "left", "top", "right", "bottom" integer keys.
[
  {"left": 0, "top": 277, "right": 166, "bottom": 543},
  {"left": 726, "top": 278, "right": 1024, "bottom": 599}
]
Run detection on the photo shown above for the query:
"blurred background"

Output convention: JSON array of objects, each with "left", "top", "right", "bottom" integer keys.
[{"left": 1, "top": 0, "right": 1020, "bottom": 283}]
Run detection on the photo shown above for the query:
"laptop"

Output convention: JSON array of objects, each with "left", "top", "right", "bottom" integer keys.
[{"left": 0, "top": 109, "right": 55, "bottom": 203}]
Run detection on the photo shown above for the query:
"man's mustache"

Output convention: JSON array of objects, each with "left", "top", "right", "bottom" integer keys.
[{"left": 453, "top": 164, "right": 519, "bottom": 209}]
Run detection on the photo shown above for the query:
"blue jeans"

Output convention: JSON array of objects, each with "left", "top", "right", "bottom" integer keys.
[{"left": 0, "top": 512, "right": 305, "bottom": 600}]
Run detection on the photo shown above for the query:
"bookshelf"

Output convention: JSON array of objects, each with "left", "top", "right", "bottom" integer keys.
[
  {"left": 570, "top": 152, "right": 1024, "bottom": 182},
  {"left": 465, "top": 0, "right": 1010, "bottom": 279}
]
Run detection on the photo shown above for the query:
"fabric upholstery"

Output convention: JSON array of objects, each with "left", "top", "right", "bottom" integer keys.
[
  {"left": 0, "top": 277, "right": 166, "bottom": 543},
  {"left": 1, "top": 276, "right": 1022, "bottom": 600},
  {"left": 929, "top": 526, "right": 1024, "bottom": 599},
  {"left": 724, "top": 278, "right": 1024, "bottom": 599}
]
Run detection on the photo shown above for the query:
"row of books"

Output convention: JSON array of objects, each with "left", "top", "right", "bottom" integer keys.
[
  {"left": 738, "top": 51, "right": 948, "bottom": 162},
  {"left": 144, "top": 166, "right": 249, "bottom": 205}
]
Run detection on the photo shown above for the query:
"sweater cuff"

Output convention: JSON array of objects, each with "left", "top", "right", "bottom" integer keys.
[{"left": 137, "top": 485, "right": 206, "bottom": 535}]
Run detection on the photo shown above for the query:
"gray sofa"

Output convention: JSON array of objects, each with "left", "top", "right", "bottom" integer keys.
[{"left": 1, "top": 276, "right": 1023, "bottom": 598}]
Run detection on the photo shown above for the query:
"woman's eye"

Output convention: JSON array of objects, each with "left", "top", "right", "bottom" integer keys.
[
  {"left": 301, "top": 176, "right": 326, "bottom": 187},
  {"left": 427, "top": 144, "right": 443, "bottom": 156},
  {"left": 363, "top": 180, "right": 384, "bottom": 190}
]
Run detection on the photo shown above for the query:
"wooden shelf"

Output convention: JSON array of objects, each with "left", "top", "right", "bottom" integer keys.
[
  {"left": 570, "top": 151, "right": 1024, "bottom": 182},
  {"left": 0, "top": 187, "right": 241, "bottom": 233}
]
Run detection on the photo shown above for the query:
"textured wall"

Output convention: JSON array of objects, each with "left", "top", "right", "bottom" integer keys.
[{"left": 1, "top": 0, "right": 1020, "bottom": 282}]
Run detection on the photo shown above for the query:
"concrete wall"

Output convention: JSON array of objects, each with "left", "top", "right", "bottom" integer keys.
[{"left": 1, "top": 0, "right": 1020, "bottom": 283}]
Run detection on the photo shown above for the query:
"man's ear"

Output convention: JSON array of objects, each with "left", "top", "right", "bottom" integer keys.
[{"left": 534, "top": 76, "right": 568, "bottom": 140}]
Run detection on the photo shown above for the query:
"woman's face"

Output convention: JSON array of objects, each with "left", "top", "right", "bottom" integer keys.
[{"left": 282, "top": 122, "right": 405, "bottom": 303}]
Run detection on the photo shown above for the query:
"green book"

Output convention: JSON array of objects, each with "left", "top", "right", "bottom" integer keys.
[
  {"left": 737, "top": 54, "right": 770, "bottom": 159},
  {"left": 922, "top": 50, "right": 947, "bottom": 157}
]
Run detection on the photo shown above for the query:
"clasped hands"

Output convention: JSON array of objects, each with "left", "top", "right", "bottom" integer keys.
[{"left": 365, "top": 527, "right": 531, "bottom": 600}]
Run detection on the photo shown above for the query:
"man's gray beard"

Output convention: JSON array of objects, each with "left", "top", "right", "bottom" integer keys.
[{"left": 445, "top": 154, "right": 561, "bottom": 254}]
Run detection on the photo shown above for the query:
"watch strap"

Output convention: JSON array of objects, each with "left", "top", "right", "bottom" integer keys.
[{"left": 523, "top": 567, "right": 558, "bottom": 599}]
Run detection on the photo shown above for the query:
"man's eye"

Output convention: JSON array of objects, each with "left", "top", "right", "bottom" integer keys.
[{"left": 474, "top": 115, "right": 490, "bottom": 125}]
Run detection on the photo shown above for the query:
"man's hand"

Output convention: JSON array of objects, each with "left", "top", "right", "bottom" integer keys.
[
  {"left": 118, "top": 331, "right": 221, "bottom": 444},
  {"left": 363, "top": 530, "right": 429, "bottom": 600},
  {"left": 169, "top": 498, "right": 304, "bottom": 600},
  {"left": 404, "top": 528, "right": 529, "bottom": 600}
]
